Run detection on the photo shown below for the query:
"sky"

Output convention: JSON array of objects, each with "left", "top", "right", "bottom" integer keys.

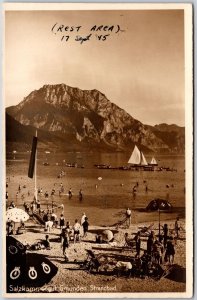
[{"left": 5, "top": 9, "right": 185, "bottom": 126}]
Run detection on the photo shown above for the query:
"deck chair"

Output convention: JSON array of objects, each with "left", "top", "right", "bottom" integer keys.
[{"left": 85, "top": 249, "right": 101, "bottom": 272}]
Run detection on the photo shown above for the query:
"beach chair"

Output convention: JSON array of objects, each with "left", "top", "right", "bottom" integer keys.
[
  {"left": 84, "top": 250, "right": 101, "bottom": 273},
  {"left": 138, "top": 223, "right": 154, "bottom": 236}
]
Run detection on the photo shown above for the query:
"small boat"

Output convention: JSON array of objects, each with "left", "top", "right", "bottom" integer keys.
[
  {"left": 43, "top": 162, "right": 49, "bottom": 166},
  {"left": 148, "top": 157, "right": 158, "bottom": 166},
  {"left": 94, "top": 164, "right": 112, "bottom": 169},
  {"left": 65, "top": 162, "right": 84, "bottom": 168}
]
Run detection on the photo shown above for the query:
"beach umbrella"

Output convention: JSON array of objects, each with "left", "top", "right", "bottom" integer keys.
[
  {"left": 101, "top": 229, "right": 113, "bottom": 243},
  {"left": 146, "top": 199, "right": 172, "bottom": 211},
  {"left": 6, "top": 208, "right": 29, "bottom": 223},
  {"left": 6, "top": 236, "right": 58, "bottom": 291},
  {"left": 98, "top": 177, "right": 102, "bottom": 181},
  {"left": 146, "top": 198, "right": 172, "bottom": 236}
]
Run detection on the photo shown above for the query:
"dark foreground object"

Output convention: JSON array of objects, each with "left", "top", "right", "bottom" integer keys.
[{"left": 6, "top": 236, "right": 58, "bottom": 293}]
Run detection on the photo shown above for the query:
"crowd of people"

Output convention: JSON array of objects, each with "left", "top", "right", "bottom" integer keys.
[{"left": 124, "top": 220, "right": 179, "bottom": 267}]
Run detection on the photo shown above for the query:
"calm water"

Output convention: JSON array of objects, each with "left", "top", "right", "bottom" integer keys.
[{"left": 6, "top": 151, "right": 185, "bottom": 225}]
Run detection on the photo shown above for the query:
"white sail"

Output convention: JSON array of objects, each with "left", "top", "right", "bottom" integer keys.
[
  {"left": 128, "top": 145, "right": 141, "bottom": 164},
  {"left": 141, "top": 152, "right": 148, "bottom": 166},
  {"left": 150, "top": 157, "right": 157, "bottom": 165}
]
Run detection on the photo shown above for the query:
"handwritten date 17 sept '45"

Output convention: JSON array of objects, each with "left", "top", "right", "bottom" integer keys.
[{"left": 51, "top": 24, "right": 125, "bottom": 44}]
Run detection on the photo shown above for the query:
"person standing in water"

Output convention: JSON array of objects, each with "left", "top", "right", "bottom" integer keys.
[
  {"left": 79, "top": 189, "right": 83, "bottom": 201},
  {"left": 68, "top": 188, "right": 72, "bottom": 199}
]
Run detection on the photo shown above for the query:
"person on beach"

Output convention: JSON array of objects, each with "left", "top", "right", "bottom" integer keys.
[
  {"left": 65, "top": 221, "right": 73, "bottom": 237},
  {"left": 10, "top": 201, "right": 15, "bottom": 208},
  {"left": 81, "top": 212, "right": 86, "bottom": 225},
  {"left": 43, "top": 235, "right": 51, "bottom": 249},
  {"left": 124, "top": 232, "right": 134, "bottom": 248},
  {"left": 59, "top": 214, "right": 65, "bottom": 230},
  {"left": 18, "top": 184, "right": 21, "bottom": 192},
  {"left": 45, "top": 191, "right": 49, "bottom": 199},
  {"left": 134, "top": 232, "right": 141, "bottom": 257},
  {"left": 147, "top": 230, "right": 156, "bottom": 255},
  {"left": 82, "top": 217, "right": 89, "bottom": 237},
  {"left": 165, "top": 237, "right": 175, "bottom": 264},
  {"left": 23, "top": 201, "right": 27, "bottom": 212},
  {"left": 162, "top": 224, "right": 169, "bottom": 248},
  {"left": 126, "top": 208, "right": 131, "bottom": 227},
  {"left": 175, "top": 217, "right": 180, "bottom": 239},
  {"left": 51, "top": 212, "right": 58, "bottom": 227},
  {"left": 6, "top": 191, "right": 8, "bottom": 201},
  {"left": 36, "top": 199, "right": 41, "bottom": 212},
  {"left": 26, "top": 203, "right": 30, "bottom": 214},
  {"left": 73, "top": 219, "right": 81, "bottom": 243},
  {"left": 43, "top": 212, "right": 48, "bottom": 223},
  {"left": 31, "top": 201, "right": 36, "bottom": 213},
  {"left": 153, "top": 240, "right": 163, "bottom": 264},
  {"left": 6, "top": 221, "right": 14, "bottom": 235},
  {"left": 61, "top": 229, "right": 69, "bottom": 261}
]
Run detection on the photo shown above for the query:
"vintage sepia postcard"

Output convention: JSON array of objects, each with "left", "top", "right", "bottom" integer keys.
[{"left": 2, "top": 2, "right": 193, "bottom": 298}]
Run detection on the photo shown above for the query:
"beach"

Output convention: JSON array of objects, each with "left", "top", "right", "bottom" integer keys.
[{"left": 9, "top": 217, "right": 186, "bottom": 293}]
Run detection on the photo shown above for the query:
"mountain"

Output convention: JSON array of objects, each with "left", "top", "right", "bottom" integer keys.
[
  {"left": 146, "top": 123, "right": 185, "bottom": 153},
  {"left": 154, "top": 123, "right": 185, "bottom": 134},
  {"left": 6, "top": 84, "right": 185, "bottom": 153}
]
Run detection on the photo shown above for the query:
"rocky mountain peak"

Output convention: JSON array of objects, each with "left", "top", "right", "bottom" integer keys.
[{"left": 6, "top": 84, "right": 185, "bottom": 153}]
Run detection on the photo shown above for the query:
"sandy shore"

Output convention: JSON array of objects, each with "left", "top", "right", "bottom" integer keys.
[{"left": 11, "top": 217, "right": 186, "bottom": 293}]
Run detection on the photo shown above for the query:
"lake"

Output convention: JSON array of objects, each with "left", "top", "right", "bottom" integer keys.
[{"left": 6, "top": 151, "right": 185, "bottom": 226}]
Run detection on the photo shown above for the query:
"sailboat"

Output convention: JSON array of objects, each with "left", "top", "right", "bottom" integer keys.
[
  {"left": 149, "top": 157, "right": 158, "bottom": 166},
  {"left": 128, "top": 145, "right": 148, "bottom": 166}
]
